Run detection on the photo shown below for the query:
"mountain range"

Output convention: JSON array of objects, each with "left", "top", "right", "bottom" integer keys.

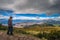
[{"left": 0, "top": 19, "right": 60, "bottom": 27}]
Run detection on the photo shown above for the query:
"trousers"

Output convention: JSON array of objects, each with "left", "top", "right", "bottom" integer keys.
[{"left": 7, "top": 27, "right": 13, "bottom": 35}]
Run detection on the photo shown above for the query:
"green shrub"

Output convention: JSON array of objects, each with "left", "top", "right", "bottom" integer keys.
[
  {"left": 47, "top": 31, "right": 60, "bottom": 40},
  {"left": 36, "top": 33, "right": 43, "bottom": 38},
  {"left": 0, "top": 23, "right": 7, "bottom": 30},
  {"left": 15, "top": 30, "right": 30, "bottom": 35}
]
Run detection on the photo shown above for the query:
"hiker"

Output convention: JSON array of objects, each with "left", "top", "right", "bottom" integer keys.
[{"left": 7, "top": 16, "right": 13, "bottom": 35}]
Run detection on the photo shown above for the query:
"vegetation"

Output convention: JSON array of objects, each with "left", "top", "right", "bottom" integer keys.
[
  {"left": 34, "top": 30, "right": 60, "bottom": 40},
  {"left": 0, "top": 23, "right": 60, "bottom": 40},
  {"left": 0, "top": 23, "right": 7, "bottom": 30}
]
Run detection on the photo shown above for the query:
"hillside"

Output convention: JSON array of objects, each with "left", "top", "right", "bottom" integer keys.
[
  {"left": 0, "top": 31, "right": 40, "bottom": 40},
  {"left": 0, "top": 24, "right": 60, "bottom": 40}
]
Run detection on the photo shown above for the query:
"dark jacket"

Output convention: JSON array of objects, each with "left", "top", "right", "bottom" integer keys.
[{"left": 8, "top": 19, "right": 12, "bottom": 27}]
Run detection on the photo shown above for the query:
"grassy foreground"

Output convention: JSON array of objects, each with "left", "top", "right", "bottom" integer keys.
[{"left": 0, "top": 24, "right": 60, "bottom": 40}]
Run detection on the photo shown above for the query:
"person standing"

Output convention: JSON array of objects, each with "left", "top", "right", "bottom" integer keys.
[{"left": 7, "top": 16, "right": 13, "bottom": 35}]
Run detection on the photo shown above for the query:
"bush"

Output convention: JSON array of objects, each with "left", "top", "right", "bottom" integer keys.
[
  {"left": 0, "top": 23, "right": 7, "bottom": 30},
  {"left": 15, "top": 30, "right": 30, "bottom": 35},
  {"left": 47, "top": 31, "right": 60, "bottom": 40},
  {"left": 36, "top": 33, "right": 43, "bottom": 38},
  {"left": 35, "top": 31, "right": 60, "bottom": 40}
]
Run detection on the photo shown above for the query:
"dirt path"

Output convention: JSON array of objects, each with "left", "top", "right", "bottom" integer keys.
[{"left": 0, "top": 31, "right": 40, "bottom": 40}]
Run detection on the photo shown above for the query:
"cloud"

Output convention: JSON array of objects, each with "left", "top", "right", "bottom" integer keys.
[
  {"left": 13, "top": 16, "right": 60, "bottom": 21},
  {"left": 0, "top": 14, "right": 60, "bottom": 21},
  {"left": 0, "top": 0, "right": 60, "bottom": 14},
  {"left": 54, "top": 16, "right": 60, "bottom": 21},
  {"left": 0, "top": 15, "right": 9, "bottom": 19},
  {"left": 11, "top": 16, "right": 56, "bottom": 20}
]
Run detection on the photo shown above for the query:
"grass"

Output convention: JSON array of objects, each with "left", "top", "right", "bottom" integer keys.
[
  {"left": 12, "top": 26, "right": 60, "bottom": 39},
  {"left": 0, "top": 26, "right": 60, "bottom": 34},
  {"left": 0, "top": 25, "right": 60, "bottom": 40}
]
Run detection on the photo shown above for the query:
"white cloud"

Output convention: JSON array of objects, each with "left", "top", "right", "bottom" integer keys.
[
  {"left": 13, "top": 16, "right": 37, "bottom": 20},
  {"left": 0, "top": 15, "right": 60, "bottom": 21},
  {"left": 14, "top": 0, "right": 28, "bottom": 6},
  {"left": 53, "top": 16, "right": 60, "bottom": 21},
  {"left": 14, "top": 8, "right": 44, "bottom": 14},
  {"left": 13, "top": 16, "right": 55, "bottom": 20},
  {"left": 0, "top": 15, "right": 9, "bottom": 19},
  {"left": 49, "top": 0, "right": 57, "bottom": 5}
]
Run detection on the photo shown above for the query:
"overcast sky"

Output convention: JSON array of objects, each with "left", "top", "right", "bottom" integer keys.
[
  {"left": 0, "top": 0, "right": 60, "bottom": 14},
  {"left": 0, "top": 0, "right": 60, "bottom": 22}
]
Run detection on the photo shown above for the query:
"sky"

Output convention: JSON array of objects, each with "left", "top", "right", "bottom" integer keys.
[{"left": 0, "top": 0, "right": 60, "bottom": 24}]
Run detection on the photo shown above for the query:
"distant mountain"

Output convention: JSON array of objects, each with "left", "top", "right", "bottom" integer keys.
[
  {"left": 0, "top": 19, "right": 8, "bottom": 24},
  {"left": 0, "top": 19, "right": 60, "bottom": 27},
  {"left": 14, "top": 19, "right": 60, "bottom": 28},
  {"left": 0, "top": 19, "right": 41, "bottom": 24},
  {"left": 42, "top": 19, "right": 60, "bottom": 24},
  {"left": 23, "top": 19, "right": 60, "bottom": 28}
]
